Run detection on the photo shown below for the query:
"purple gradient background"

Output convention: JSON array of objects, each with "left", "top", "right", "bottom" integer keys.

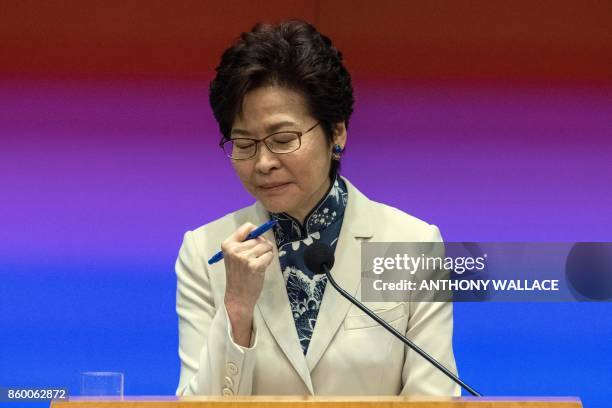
[
  {"left": 2, "top": 79, "right": 611, "bottom": 268},
  {"left": 1, "top": 78, "right": 611, "bottom": 405}
]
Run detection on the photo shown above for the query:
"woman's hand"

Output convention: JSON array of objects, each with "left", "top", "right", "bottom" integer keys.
[{"left": 222, "top": 222, "right": 275, "bottom": 347}]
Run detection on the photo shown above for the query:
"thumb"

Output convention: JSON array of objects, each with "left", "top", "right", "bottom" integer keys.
[{"left": 230, "top": 222, "right": 258, "bottom": 242}]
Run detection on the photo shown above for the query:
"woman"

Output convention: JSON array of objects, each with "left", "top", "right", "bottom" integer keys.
[{"left": 175, "top": 19, "right": 459, "bottom": 396}]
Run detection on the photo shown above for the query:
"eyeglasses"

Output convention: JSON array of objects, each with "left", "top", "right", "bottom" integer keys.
[{"left": 220, "top": 122, "right": 320, "bottom": 160}]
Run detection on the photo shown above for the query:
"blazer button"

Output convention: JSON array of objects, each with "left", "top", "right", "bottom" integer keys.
[
  {"left": 222, "top": 387, "right": 234, "bottom": 396},
  {"left": 224, "top": 376, "right": 234, "bottom": 388},
  {"left": 227, "top": 362, "right": 239, "bottom": 375}
]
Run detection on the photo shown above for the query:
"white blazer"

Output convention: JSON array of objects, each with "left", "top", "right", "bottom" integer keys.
[{"left": 175, "top": 176, "right": 460, "bottom": 396}]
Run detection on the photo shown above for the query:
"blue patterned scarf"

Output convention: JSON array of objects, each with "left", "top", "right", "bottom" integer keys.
[{"left": 269, "top": 174, "right": 348, "bottom": 355}]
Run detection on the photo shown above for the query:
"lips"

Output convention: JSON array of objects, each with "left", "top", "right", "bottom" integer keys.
[{"left": 259, "top": 182, "right": 291, "bottom": 190}]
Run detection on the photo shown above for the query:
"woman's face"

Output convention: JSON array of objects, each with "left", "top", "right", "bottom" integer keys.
[{"left": 230, "top": 85, "right": 346, "bottom": 223}]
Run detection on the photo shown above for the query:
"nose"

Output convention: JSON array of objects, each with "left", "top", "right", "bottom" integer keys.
[{"left": 253, "top": 142, "right": 281, "bottom": 174}]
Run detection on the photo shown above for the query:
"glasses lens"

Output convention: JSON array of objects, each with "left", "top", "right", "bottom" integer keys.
[
  {"left": 267, "top": 133, "right": 300, "bottom": 154},
  {"left": 224, "top": 139, "right": 256, "bottom": 159}
]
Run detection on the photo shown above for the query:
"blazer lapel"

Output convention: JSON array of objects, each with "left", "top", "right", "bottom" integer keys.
[
  {"left": 250, "top": 201, "right": 315, "bottom": 394},
  {"left": 305, "top": 177, "right": 374, "bottom": 373}
]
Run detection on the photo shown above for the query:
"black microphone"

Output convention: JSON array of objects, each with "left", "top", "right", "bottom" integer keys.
[{"left": 304, "top": 242, "right": 481, "bottom": 397}]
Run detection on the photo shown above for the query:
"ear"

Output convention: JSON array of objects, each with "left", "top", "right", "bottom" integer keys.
[{"left": 331, "top": 121, "right": 347, "bottom": 148}]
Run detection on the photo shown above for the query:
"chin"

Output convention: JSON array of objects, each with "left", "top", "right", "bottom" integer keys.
[{"left": 260, "top": 197, "right": 295, "bottom": 214}]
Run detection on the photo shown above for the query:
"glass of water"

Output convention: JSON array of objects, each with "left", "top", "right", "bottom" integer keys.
[{"left": 80, "top": 372, "right": 124, "bottom": 396}]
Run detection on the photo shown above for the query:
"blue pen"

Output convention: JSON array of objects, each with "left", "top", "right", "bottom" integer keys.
[{"left": 207, "top": 219, "right": 278, "bottom": 265}]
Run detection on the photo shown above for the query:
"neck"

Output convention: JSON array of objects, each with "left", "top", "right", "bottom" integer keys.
[{"left": 286, "top": 175, "right": 333, "bottom": 225}]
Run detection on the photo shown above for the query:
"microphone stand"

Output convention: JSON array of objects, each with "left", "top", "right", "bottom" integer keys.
[{"left": 322, "top": 264, "right": 482, "bottom": 397}]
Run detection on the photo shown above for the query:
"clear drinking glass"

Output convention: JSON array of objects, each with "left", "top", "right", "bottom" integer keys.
[{"left": 80, "top": 372, "right": 124, "bottom": 396}]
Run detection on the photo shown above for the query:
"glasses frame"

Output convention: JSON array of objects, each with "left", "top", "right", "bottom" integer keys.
[{"left": 220, "top": 122, "right": 320, "bottom": 160}]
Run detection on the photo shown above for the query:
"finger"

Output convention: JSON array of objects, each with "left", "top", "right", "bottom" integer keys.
[
  {"left": 232, "top": 238, "right": 262, "bottom": 253},
  {"left": 222, "top": 222, "right": 258, "bottom": 252},
  {"left": 249, "top": 251, "right": 275, "bottom": 271},
  {"left": 229, "top": 222, "right": 258, "bottom": 242},
  {"left": 253, "top": 236, "right": 276, "bottom": 255},
  {"left": 245, "top": 241, "right": 274, "bottom": 258},
  {"left": 255, "top": 235, "right": 273, "bottom": 246},
  {"left": 226, "top": 236, "right": 271, "bottom": 258}
]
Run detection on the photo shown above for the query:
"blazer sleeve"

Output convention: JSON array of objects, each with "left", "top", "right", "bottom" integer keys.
[
  {"left": 175, "top": 230, "right": 259, "bottom": 396},
  {"left": 400, "top": 224, "right": 462, "bottom": 396}
]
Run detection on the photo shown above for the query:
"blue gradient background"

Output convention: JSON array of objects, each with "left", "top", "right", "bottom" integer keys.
[{"left": 1, "top": 78, "right": 610, "bottom": 407}]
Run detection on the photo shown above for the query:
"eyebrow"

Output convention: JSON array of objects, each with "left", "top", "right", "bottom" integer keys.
[{"left": 231, "top": 120, "right": 297, "bottom": 137}]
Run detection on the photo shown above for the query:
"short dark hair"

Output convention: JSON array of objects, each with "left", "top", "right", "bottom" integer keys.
[{"left": 209, "top": 19, "right": 354, "bottom": 176}]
